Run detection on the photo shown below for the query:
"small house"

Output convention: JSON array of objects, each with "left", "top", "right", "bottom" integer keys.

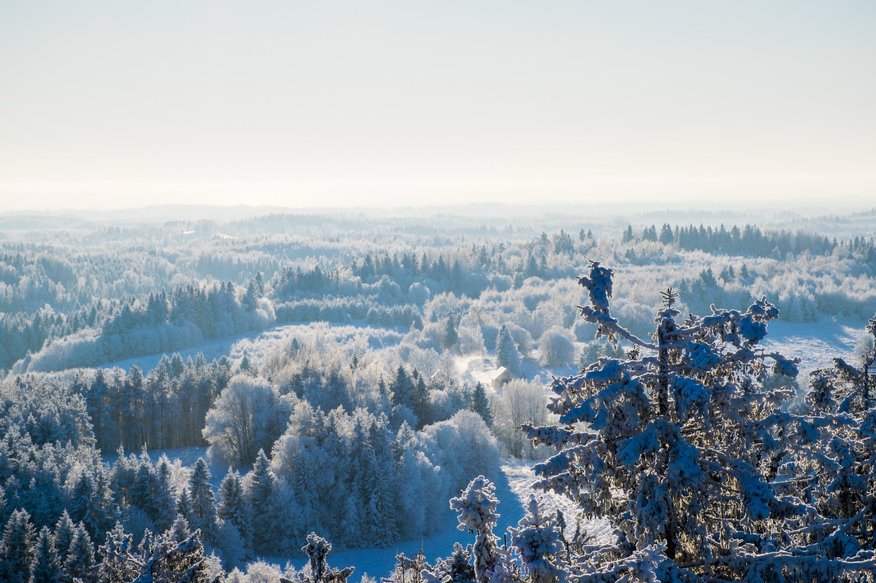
[{"left": 490, "top": 366, "right": 514, "bottom": 390}]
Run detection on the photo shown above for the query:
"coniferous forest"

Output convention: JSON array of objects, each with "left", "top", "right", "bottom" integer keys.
[{"left": 0, "top": 208, "right": 874, "bottom": 581}]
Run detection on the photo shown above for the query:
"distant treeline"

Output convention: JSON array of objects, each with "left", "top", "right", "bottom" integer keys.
[
  {"left": 624, "top": 223, "right": 876, "bottom": 262},
  {"left": 15, "top": 279, "right": 273, "bottom": 372}
]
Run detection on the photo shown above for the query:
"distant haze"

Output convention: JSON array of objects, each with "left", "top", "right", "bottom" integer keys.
[{"left": 1, "top": 1, "right": 874, "bottom": 211}]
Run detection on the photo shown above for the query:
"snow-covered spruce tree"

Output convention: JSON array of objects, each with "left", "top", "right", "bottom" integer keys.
[
  {"left": 154, "top": 456, "right": 179, "bottom": 532},
  {"left": 522, "top": 261, "right": 876, "bottom": 580},
  {"left": 218, "top": 469, "right": 253, "bottom": 557},
  {"left": 169, "top": 513, "right": 192, "bottom": 543},
  {"left": 427, "top": 543, "right": 477, "bottom": 583},
  {"left": 448, "top": 475, "right": 515, "bottom": 583},
  {"left": 188, "top": 457, "right": 218, "bottom": 543},
  {"left": 496, "top": 325, "right": 522, "bottom": 378},
  {"left": 469, "top": 382, "right": 494, "bottom": 428},
  {"left": 31, "top": 526, "right": 60, "bottom": 583},
  {"left": 0, "top": 508, "right": 36, "bottom": 583},
  {"left": 127, "top": 527, "right": 212, "bottom": 582},
  {"left": 299, "top": 532, "right": 354, "bottom": 583},
  {"left": 64, "top": 524, "right": 96, "bottom": 582},
  {"left": 53, "top": 510, "right": 75, "bottom": 566},
  {"left": 247, "top": 449, "right": 279, "bottom": 555},
  {"left": 444, "top": 315, "right": 461, "bottom": 353},
  {"left": 808, "top": 314, "right": 874, "bottom": 415},
  {"left": 509, "top": 496, "right": 566, "bottom": 583},
  {"left": 176, "top": 488, "right": 194, "bottom": 525},
  {"left": 68, "top": 469, "right": 118, "bottom": 543},
  {"left": 405, "top": 477, "right": 567, "bottom": 583},
  {"left": 97, "top": 522, "right": 138, "bottom": 583}
]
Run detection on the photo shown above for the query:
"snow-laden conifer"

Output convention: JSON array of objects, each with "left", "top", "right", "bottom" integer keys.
[
  {"left": 449, "top": 476, "right": 513, "bottom": 583},
  {"left": 30, "top": 526, "right": 60, "bottom": 583},
  {"left": 496, "top": 325, "right": 522, "bottom": 378},
  {"left": 52, "top": 510, "right": 75, "bottom": 566},
  {"left": 188, "top": 457, "right": 218, "bottom": 542},
  {"left": 0, "top": 509, "right": 36, "bottom": 583},
  {"left": 97, "top": 522, "right": 137, "bottom": 583},
  {"left": 301, "top": 532, "right": 354, "bottom": 583},
  {"left": 218, "top": 469, "right": 252, "bottom": 556},
  {"left": 523, "top": 261, "right": 876, "bottom": 580},
  {"left": 469, "top": 382, "right": 493, "bottom": 428},
  {"left": 510, "top": 496, "right": 566, "bottom": 583},
  {"left": 64, "top": 524, "right": 95, "bottom": 582}
]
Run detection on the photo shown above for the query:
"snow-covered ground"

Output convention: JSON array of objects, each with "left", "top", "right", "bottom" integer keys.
[
  {"left": 763, "top": 317, "right": 866, "bottom": 377},
  {"left": 455, "top": 352, "right": 579, "bottom": 391},
  {"left": 102, "top": 322, "right": 405, "bottom": 373},
  {"left": 501, "top": 459, "right": 613, "bottom": 545}
]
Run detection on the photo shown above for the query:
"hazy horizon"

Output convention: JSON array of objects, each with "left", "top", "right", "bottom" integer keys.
[
  {"left": 0, "top": 192, "right": 873, "bottom": 217},
  {"left": 2, "top": 1, "right": 875, "bottom": 211},
  {"left": 0, "top": 184, "right": 874, "bottom": 214}
]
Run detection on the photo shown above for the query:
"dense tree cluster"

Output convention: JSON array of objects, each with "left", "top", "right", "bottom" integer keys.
[
  {"left": 276, "top": 297, "right": 423, "bottom": 330},
  {"left": 48, "top": 282, "right": 271, "bottom": 371},
  {"left": 0, "top": 336, "right": 501, "bottom": 580},
  {"left": 0, "top": 303, "right": 106, "bottom": 371},
  {"left": 26, "top": 354, "right": 235, "bottom": 452},
  {"left": 625, "top": 223, "right": 849, "bottom": 259}
]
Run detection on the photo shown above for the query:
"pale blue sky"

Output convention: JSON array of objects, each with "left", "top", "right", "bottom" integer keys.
[{"left": 1, "top": 1, "right": 874, "bottom": 210}]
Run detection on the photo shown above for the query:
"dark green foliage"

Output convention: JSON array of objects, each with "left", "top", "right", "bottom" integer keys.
[
  {"left": 63, "top": 525, "right": 95, "bottom": 583},
  {"left": 217, "top": 470, "right": 252, "bottom": 556},
  {"left": 468, "top": 383, "right": 493, "bottom": 427},
  {"left": 247, "top": 450, "right": 278, "bottom": 555},
  {"left": 0, "top": 509, "right": 36, "bottom": 583},
  {"left": 390, "top": 366, "right": 431, "bottom": 428},
  {"left": 30, "top": 526, "right": 60, "bottom": 583},
  {"left": 187, "top": 459, "right": 217, "bottom": 543}
]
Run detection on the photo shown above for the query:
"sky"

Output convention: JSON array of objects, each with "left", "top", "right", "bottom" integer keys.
[{"left": 1, "top": 0, "right": 874, "bottom": 211}]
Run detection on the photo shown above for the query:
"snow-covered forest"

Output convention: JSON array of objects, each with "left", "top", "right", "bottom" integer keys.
[{"left": 0, "top": 206, "right": 875, "bottom": 582}]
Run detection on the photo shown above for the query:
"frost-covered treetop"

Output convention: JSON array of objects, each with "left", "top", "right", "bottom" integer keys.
[
  {"left": 523, "top": 261, "right": 875, "bottom": 581},
  {"left": 450, "top": 475, "right": 500, "bottom": 534}
]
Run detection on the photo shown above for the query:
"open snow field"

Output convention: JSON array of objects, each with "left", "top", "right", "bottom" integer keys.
[
  {"left": 763, "top": 318, "right": 866, "bottom": 377},
  {"left": 102, "top": 322, "right": 405, "bottom": 373}
]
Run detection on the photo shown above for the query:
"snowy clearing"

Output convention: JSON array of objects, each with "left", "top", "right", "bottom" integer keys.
[
  {"left": 99, "top": 322, "right": 405, "bottom": 373},
  {"left": 763, "top": 317, "right": 866, "bottom": 376}
]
